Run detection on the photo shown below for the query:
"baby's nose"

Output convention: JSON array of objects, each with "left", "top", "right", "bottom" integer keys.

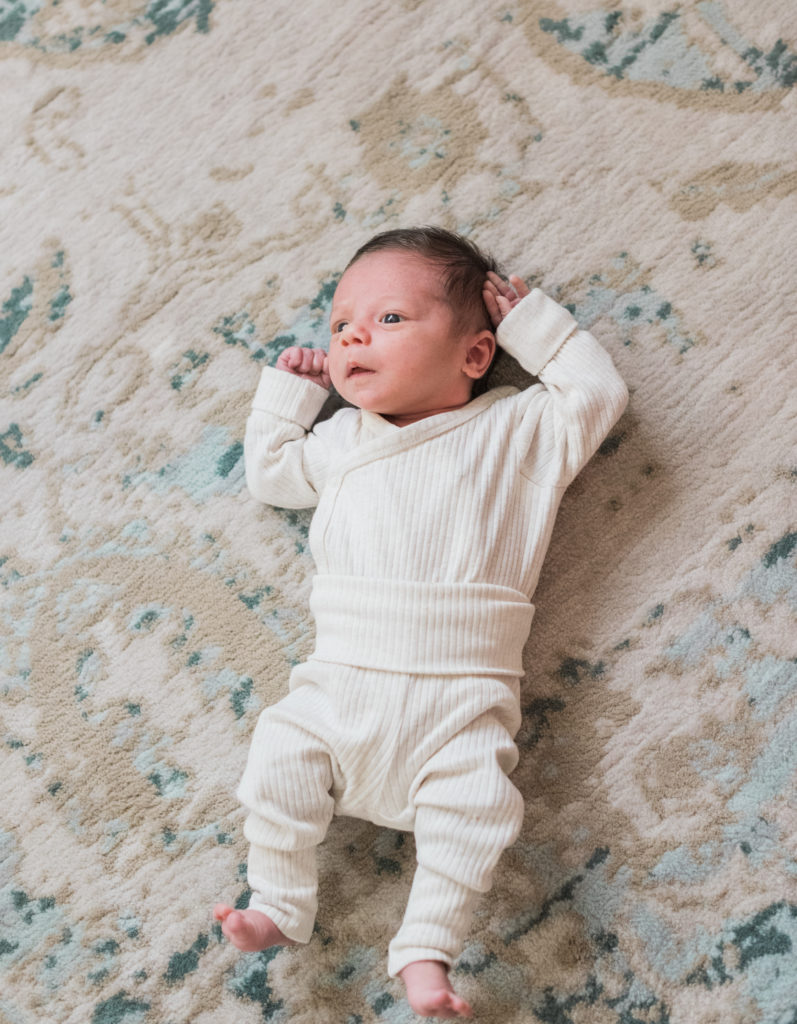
[{"left": 341, "top": 323, "right": 370, "bottom": 346}]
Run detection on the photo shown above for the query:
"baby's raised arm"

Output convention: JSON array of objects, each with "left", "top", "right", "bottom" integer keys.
[
  {"left": 244, "top": 347, "right": 334, "bottom": 509},
  {"left": 493, "top": 279, "right": 628, "bottom": 488},
  {"left": 276, "top": 345, "right": 331, "bottom": 390}
]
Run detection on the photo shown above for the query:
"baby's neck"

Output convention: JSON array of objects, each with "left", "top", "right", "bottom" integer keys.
[{"left": 382, "top": 399, "right": 472, "bottom": 428}]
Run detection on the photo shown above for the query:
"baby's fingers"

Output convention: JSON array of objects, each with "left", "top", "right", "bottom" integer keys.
[
  {"left": 477, "top": 282, "right": 510, "bottom": 325},
  {"left": 484, "top": 271, "right": 531, "bottom": 327},
  {"left": 482, "top": 284, "right": 504, "bottom": 328},
  {"left": 276, "top": 346, "right": 328, "bottom": 384},
  {"left": 310, "top": 348, "right": 328, "bottom": 376},
  {"left": 508, "top": 274, "right": 529, "bottom": 299},
  {"left": 276, "top": 345, "right": 302, "bottom": 371},
  {"left": 487, "top": 271, "right": 530, "bottom": 301},
  {"left": 292, "top": 347, "right": 319, "bottom": 375},
  {"left": 486, "top": 271, "right": 516, "bottom": 302}
]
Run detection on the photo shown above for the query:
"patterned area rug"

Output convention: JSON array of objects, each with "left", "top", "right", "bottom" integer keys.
[{"left": 2, "top": 2, "right": 796, "bottom": 1022}]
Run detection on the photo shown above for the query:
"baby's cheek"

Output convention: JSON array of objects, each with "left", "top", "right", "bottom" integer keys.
[{"left": 327, "top": 356, "right": 346, "bottom": 391}]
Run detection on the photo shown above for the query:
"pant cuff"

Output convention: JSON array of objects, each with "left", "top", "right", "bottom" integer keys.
[
  {"left": 247, "top": 894, "right": 314, "bottom": 944},
  {"left": 387, "top": 945, "right": 454, "bottom": 979}
]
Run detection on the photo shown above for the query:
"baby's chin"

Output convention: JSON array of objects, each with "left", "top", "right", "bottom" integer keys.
[
  {"left": 332, "top": 380, "right": 447, "bottom": 424},
  {"left": 334, "top": 385, "right": 397, "bottom": 417}
]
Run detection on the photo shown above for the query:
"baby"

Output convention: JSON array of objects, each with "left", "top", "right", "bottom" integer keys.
[{"left": 214, "top": 227, "right": 628, "bottom": 1018}]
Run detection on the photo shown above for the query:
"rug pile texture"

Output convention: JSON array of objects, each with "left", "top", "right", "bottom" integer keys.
[{"left": 1, "top": 2, "right": 796, "bottom": 1022}]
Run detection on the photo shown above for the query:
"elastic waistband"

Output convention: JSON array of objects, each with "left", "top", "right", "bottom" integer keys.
[{"left": 309, "top": 575, "right": 533, "bottom": 676}]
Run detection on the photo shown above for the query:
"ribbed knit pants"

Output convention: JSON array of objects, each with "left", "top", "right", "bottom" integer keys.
[{"left": 238, "top": 659, "right": 524, "bottom": 977}]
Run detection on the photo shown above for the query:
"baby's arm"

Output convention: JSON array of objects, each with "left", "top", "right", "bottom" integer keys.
[
  {"left": 486, "top": 272, "right": 628, "bottom": 487},
  {"left": 244, "top": 349, "right": 332, "bottom": 509}
]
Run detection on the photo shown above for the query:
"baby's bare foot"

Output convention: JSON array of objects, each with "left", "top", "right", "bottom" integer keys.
[
  {"left": 213, "top": 904, "right": 296, "bottom": 952},
  {"left": 399, "top": 960, "right": 472, "bottom": 1018}
]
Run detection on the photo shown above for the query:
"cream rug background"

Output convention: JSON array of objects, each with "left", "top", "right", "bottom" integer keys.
[{"left": 1, "top": 2, "right": 796, "bottom": 1022}]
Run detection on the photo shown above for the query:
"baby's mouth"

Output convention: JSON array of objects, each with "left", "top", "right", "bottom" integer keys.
[{"left": 347, "top": 364, "right": 374, "bottom": 378}]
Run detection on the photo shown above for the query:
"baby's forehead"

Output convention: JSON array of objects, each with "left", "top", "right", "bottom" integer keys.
[{"left": 334, "top": 251, "right": 448, "bottom": 302}]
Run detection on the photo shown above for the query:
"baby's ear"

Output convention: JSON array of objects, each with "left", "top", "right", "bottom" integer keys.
[{"left": 463, "top": 330, "right": 496, "bottom": 380}]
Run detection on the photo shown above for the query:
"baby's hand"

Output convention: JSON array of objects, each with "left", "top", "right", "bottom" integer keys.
[
  {"left": 276, "top": 346, "right": 331, "bottom": 389},
  {"left": 483, "top": 272, "right": 530, "bottom": 328}
]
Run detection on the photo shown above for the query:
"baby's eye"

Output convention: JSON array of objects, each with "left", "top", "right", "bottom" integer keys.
[
  {"left": 333, "top": 321, "right": 348, "bottom": 334},
  {"left": 381, "top": 313, "right": 402, "bottom": 324}
]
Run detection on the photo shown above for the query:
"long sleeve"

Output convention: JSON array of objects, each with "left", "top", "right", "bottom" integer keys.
[
  {"left": 244, "top": 367, "right": 330, "bottom": 509},
  {"left": 496, "top": 289, "right": 629, "bottom": 488}
]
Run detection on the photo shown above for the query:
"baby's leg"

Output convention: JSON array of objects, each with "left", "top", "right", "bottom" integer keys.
[
  {"left": 217, "top": 690, "right": 336, "bottom": 946},
  {"left": 390, "top": 712, "right": 524, "bottom": 1014}
]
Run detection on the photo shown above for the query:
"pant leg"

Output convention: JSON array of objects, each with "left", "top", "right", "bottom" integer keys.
[
  {"left": 238, "top": 691, "right": 336, "bottom": 944},
  {"left": 387, "top": 711, "right": 524, "bottom": 977}
]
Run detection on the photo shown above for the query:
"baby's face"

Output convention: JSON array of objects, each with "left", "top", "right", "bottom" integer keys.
[{"left": 328, "top": 251, "right": 482, "bottom": 426}]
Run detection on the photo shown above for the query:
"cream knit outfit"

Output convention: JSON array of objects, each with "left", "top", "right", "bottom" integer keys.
[{"left": 241, "top": 289, "right": 628, "bottom": 976}]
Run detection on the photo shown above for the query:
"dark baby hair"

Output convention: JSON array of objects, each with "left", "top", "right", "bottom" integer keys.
[{"left": 346, "top": 226, "right": 501, "bottom": 333}]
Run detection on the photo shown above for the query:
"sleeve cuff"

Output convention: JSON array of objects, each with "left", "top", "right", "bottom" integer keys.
[
  {"left": 496, "top": 288, "right": 579, "bottom": 375},
  {"left": 251, "top": 366, "right": 329, "bottom": 429}
]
